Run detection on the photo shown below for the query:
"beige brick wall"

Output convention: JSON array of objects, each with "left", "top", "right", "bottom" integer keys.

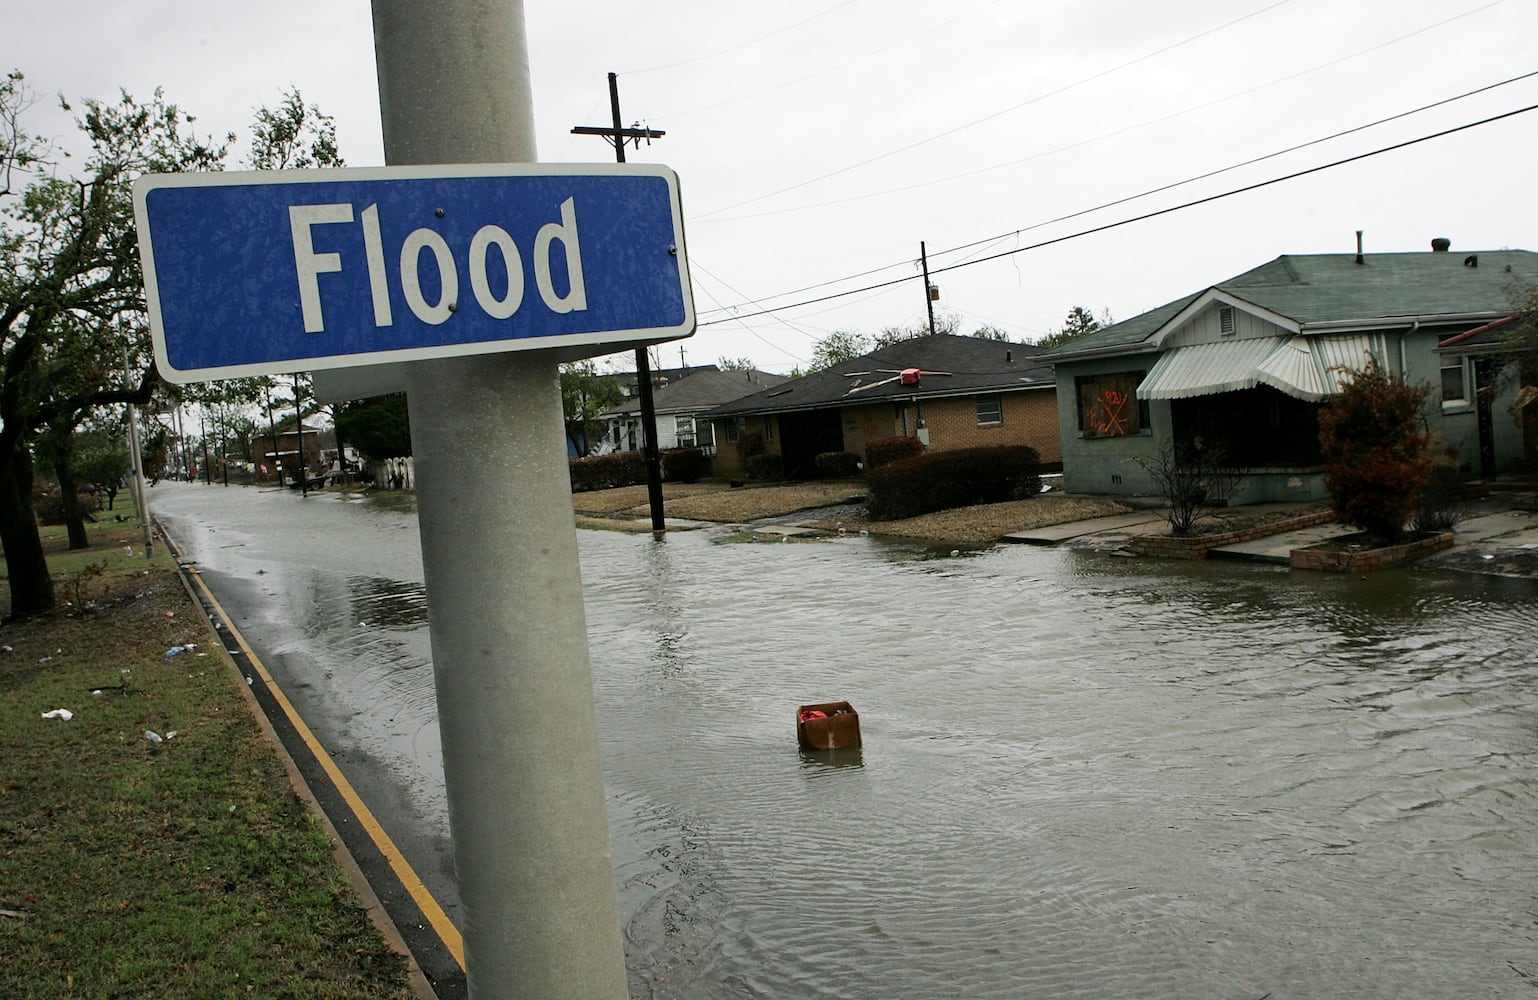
[
  {"left": 917, "top": 391, "right": 1061, "bottom": 463},
  {"left": 709, "top": 390, "right": 1062, "bottom": 474},
  {"left": 709, "top": 415, "right": 782, "bottom": 476}
]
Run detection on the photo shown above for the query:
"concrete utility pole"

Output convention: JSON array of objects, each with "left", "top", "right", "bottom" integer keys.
[
  {"left": 122, "top": 350, "right": 151, "bottom": 557},
  {"left": 572, "top": 73, "right": 668, "bottom": 533},
  {"left": 292, "top": 373, "right": 307, "bottom": 497},
  {"left": 372, "top": 2, "right": 628, "bottom": 997}
]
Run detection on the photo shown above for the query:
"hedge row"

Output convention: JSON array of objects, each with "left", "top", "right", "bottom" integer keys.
[
  {"left": 813, "top": 451, "right": 862, "bottom": 478},
  {"left": 568, "top": 448, "right": 709, "bottom": 492},
  {"left": 865, "top": 435, "right": 925, "bottom": 469},
  {"left": 866, "top": 445, "right": 1042, "bottom": 521}
]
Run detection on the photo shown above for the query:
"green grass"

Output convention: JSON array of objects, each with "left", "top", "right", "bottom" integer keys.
[{"left": 0, "top": 506, "right": 412, "bottom": 998}]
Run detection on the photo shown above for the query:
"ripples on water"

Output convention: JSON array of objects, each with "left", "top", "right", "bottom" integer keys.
[
  {"left": 156, "top": 488, "right": 1538, "bottom": 999},
  {"left": 584, "top": 533, "right": 1538, "bottom": 1000}
]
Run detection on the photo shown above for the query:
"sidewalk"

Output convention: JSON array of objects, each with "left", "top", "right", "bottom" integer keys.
[{"left": 1004, "top": 494, "right": 1538, "bottom": 576}]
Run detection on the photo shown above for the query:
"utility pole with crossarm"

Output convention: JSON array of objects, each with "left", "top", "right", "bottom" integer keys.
[{"left": 572, "top": 72, "right": 668, "bottom": 533}]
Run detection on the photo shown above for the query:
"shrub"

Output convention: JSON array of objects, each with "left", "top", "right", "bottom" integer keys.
[
  {"left": 568, "top": 451, "right": 646, "bottom": 492},
  {"left": 745, "top": 453, "right": 784, "bottom": 481},
  {"left": 866, "top": 445, "right": 1041, "bottom": 521},
  {"left": 1411, "top": 440, "right": 1470, "bottom": 533},
  {"left": 1136, "top": 438, "right": 1241, "bottom": 536},
  {"left": 662, "top": 447, "right": 707, "bottom": 483},
  {"left": 865, "top": 435, "right": 924, "bottom": 470},
  {"left": 736, "top": 431, "right": 765, "bottom": 464},
  {"left": 1317, "top": 359, "right": 1431, "bottom": 542},
  {"left": 813, "top": 451, "right": 862, "bottom": 479}
]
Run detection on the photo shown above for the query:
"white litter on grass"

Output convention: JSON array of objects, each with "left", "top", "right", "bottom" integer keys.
[
  {"left": 145, "top": 730, "right": 163, "bottom": 744},
  {"left": 41, "top": 708, "right": 73, "bottom": 721}
]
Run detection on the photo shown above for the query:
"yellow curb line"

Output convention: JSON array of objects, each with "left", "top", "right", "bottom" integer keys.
[{"left": 160, "top": 524, "right": 466, "bottom": 973}]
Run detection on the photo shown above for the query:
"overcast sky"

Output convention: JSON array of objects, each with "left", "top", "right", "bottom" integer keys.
[{"left": 11, "top": 0, "right": 1538, "bottom": 374}]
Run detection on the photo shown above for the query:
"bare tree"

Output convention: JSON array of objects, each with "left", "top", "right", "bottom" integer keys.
[{"left": 1137, "top": 438, "right": 1241, "bottom": 536}]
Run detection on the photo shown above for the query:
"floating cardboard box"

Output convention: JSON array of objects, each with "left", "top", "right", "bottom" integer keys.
[{"left": 796, "top": 701, "right": 862, "bottom": 750}]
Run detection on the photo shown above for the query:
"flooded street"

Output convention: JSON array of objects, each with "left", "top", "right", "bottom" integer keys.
[{"left": 150, "top": 481, "right": 1538, "bottom": 999}]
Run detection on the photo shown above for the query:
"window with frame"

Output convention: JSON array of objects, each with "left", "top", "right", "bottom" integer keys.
[
  {"left": 1440, "top": 357, "right": 1468, "bottom": 405},
  {"left": 725, "top": 416, "right": 745, "bottom": 443},
  {"left": 1075, "top": 371, "right": 1149, "bottom": 438},
  {"left": 674, "top": 415, "right": 695, "bottom": 448},
  {"left": 976, "top": 394, "right": 1003, "bottom": 425},
  {"left": 763, "top": 417, "right": 774, "bottom": 441}
]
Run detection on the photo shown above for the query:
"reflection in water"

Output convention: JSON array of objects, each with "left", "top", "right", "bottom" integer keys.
[
  {"left": 152, "top": 486, "right": 1538, "bottom": 1000},
  {"left": 587, "top": 533, "right": 1538, "bottom": 1000}
]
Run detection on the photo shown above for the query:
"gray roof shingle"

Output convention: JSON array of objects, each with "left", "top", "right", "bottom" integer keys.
[
  {"left": 704, "top": 334, "right": 1053, "bottom": 418},
  {"left": 1038, "top": 249, "right": 1538, "bottom": 361}
]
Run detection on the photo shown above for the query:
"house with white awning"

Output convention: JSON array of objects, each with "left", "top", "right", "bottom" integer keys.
[{"left": 1036, "top": 243, "right": 1538, "bottom": 503}]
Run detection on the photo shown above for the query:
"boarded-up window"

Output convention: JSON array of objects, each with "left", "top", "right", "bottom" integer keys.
[{"left": 1076, "top": 372, "right": 1148, "bottom": 438}]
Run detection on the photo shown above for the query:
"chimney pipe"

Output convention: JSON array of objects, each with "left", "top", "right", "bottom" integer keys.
[
  {"left": 1431, "top": 237, "right": 1451, "bottom": 252},
  {"left": 1355, "top": 230, "right": 1364, "bottom": 265}
]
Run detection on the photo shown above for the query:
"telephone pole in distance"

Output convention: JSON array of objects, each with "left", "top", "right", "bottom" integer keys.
[{"left": 572, "top": 72, "right": 668, "bottom": 533}]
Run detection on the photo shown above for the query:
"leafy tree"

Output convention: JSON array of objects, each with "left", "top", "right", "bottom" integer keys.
[
  {"left": 1317, "top": 359, "right": 1431, "bottom": 542},
  {"left": 335, "top": 393, "right": 411, "bottom": 461},
  {"left": 0, "top": 76, "right": 226, "bottom": 615},
  {"left": 559, "top": 360, "right": 623, "bottom": 455},
  {"left": 1036, "top": 305, "right": 1111, "bottom": 350},
  {"left": 806, "top": 330, "right": 871, "bottom": 372},
  {"left": 969, "top": 325, "right": 1013, "bottom": 342},
  {"left": 73, "top": 423, "right": 131, "bottom": 510}
]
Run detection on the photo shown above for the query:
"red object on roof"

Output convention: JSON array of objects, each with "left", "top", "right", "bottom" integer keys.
[{"left": 900, "top": 367, "right": 922, "bottom": 385}]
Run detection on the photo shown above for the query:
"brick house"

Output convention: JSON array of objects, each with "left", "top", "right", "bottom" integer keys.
[{"left": 701, "top": 334, "right": 1061, "bottom": 478}]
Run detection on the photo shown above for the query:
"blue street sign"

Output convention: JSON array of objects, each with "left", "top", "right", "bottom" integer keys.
[{"left": 134, "top": 163, "right": 693, "bottom": 383}]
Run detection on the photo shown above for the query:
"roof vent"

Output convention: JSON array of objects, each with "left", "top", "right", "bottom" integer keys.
[
  {"left": 1431, "top": 237, "right": 1451, "bottom": 252},
  {"left": 1463, "top": 254, "right": 1478, "bottom": 268},
  {"left": 1355, "top": 230, "right": 1364, "bottom": 265}
]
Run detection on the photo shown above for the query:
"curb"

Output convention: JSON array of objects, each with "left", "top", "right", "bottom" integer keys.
[{"left": 156, "top": 519, "right": 461, "bottom": 1000}]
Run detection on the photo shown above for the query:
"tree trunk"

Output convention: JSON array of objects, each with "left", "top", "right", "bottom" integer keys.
[
  {"left": 54, "top": 452, "right": 91, "bottom": 550},
  {"left": 0, "top": 448, "right": 55, "bottom": 617}
]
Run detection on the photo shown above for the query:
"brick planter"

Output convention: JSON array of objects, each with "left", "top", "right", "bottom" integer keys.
[
  {"left": 1289, "top": 530, "right": 1454, "bottom": 572},
  {"left": 1127, "top": 510, "right": 1335, "bottom": 560}
]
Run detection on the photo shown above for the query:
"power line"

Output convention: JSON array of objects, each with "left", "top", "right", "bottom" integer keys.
[
  {"left": 692, "top": 0, "right": 1293, "bottom": 220},
  {"left": 696, "top": 69, "right": 1538, "bottom": 321},
  {"left": 651, "top": 0, "right": 1006, "bottom": 121},
  {"left": 698, "top": 100, "right": 1538, "bottom": 328},
  {"left": 619, "top": 0, "right": 862, "bottom": 76},
  {"left": 695, "top": 2, "right": 1510, "bottom": 226}
]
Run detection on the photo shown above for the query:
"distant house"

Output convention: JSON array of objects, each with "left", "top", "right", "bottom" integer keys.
[
  {"left": 1036, "top": 245, "right": 1538, "bottom": 502},
  {"left": 701, "top": 334, "right": 1060, "bottom": 479},
  {"left": 252, "top": 422, "right": 325, "bottom": 482},
  {"left": 599, "top": 367, "right": 790, "bottom": 455}
]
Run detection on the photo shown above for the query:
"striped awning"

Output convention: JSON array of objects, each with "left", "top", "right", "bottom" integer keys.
[
  {"left": 1136, "top": 337, "right": 1290, "bottom": 400},
  {"left": 1138, "top": 334, "right": 1387, "bottom": 403}
]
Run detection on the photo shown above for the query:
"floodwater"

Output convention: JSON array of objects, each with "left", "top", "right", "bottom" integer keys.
[{"left": 150, "top": 482, "right": 1538, "bottom": 1000}]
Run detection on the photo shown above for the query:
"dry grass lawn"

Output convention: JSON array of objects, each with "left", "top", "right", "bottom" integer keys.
[
  {"left": 571, "top": 479, "right": 1133, "bottom": 544},
  {"left": 571, "top": 480, "right": 866, "bottom": 522}
]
